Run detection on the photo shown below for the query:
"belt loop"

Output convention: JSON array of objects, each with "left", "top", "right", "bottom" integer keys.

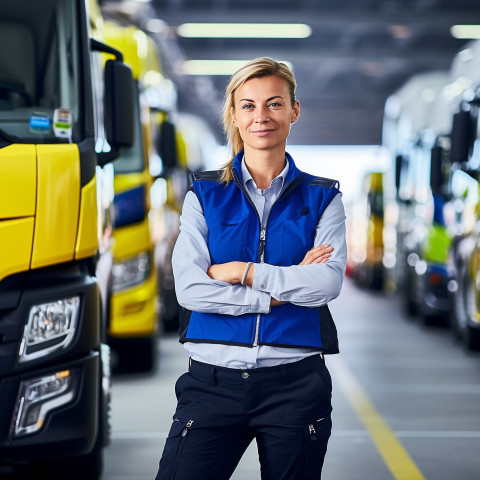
[{"left": 207, "top": 365, "right": 216, "bottom": 386}]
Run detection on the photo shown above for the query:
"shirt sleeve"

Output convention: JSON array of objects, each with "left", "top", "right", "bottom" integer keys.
[
  {"left": 252, "top": 192, "right": 347, "bottom": 307},
  {"left": 172, "top": 190, "right": 271, "bottom": 315}
]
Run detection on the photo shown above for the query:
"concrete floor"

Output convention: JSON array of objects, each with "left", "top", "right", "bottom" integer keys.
[{"left": 103, "top": 278, "right": 480, "bottom": 480}]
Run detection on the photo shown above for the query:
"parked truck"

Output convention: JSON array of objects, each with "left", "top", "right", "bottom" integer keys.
[
  {"left": 382, "top": 71, "right": 454, "bottom": 323},
  {"left": 102, "top": 21, "right": 163, "bottom": 372},
  {"left": 0, "top": 0, "right": 133, "bottom": 477},
  {"left": 348, "top": 171, "right": 385, "bottom": 290},
  {"left": 444, "top": 40, "right": 480, "bottom": 349}
]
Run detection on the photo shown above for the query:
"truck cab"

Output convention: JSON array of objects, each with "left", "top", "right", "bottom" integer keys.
[
  {"left": 0, "top": 0, "right": 133, "bottom": 477},
  {"left": 446, "top": 39, "right": 480, "bottom": 349},
  {"left": 382, "top": 71, "right": 453, "bottom": 323}
]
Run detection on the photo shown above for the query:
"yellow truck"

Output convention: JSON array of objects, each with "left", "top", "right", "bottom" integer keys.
[
  {"left": 447, "top": 79, "right": 480, "bottom": 348},
  {"left": 0, "top": 0, "right": 133, "bottom": 477},
  {"left": 102, "top": 21, "right": 166, "bottom": 372},
  {"left": 348, "top": 171, "right": 385, "bottom": 290}
]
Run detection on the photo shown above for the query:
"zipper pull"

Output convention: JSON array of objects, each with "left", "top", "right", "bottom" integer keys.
[{"left": 259, "top": 229, "right": 266, "bottom": 262}]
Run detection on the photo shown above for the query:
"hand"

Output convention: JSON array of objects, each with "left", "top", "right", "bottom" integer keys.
[
  {"left": 299, "top": 244, "right": 333, "bottom": 265},
  {"left": 207, "top": 244, "right": 333, "bottom": 307},
  {"left": 270, "top": 245, "right": 332, "bottom": 307},
  {"left": 207, "top": 261, "right": 246, "bottom": 285}
]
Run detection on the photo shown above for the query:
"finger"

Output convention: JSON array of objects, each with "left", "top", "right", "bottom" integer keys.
[
  {"left": 306, "top": 251, "right": 332, "bottom": 263},
  {"left": 313, "top": 255, "right": 331, "bottom": 264},
  {"left": 303, "top": 253, "right": 331, "bottom": 265},
  {"left": 313, "top": 244, "right": 333, "bottom": 254},
  {"left": 299, "top": 244, "right": 333, "bottom": 265},
  {"left": 302, "top": 246, "right": 327, "bottom": 261},
  {"left": 305, "top": 245, "right": 332, "bottom": 259}
]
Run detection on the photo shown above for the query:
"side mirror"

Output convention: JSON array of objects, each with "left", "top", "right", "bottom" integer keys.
[
  {"left": 90, "top": 38, "right": 134, "bottom": 166},
  {"left": 157, "top": 120, "right": 179, "bottom": 171},
  {"left": 450, "top": 110, "right": 473, "bottom": 164},
  {"left": 104, "top": 59, "right": 134, "bottom": 149},
  {"left": 394, "top": 154, "right": 403, "bottom": 192},
  {"left": 430, "top": 145, "right": 443, "bottom": 193}
]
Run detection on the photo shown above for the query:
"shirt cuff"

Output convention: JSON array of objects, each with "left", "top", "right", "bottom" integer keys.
[
  {"left": 252, "top": 262, "right": 276, "bottom": 293},
  {"left": 249, "top": 284, "right": 271, "bottom": 314}
]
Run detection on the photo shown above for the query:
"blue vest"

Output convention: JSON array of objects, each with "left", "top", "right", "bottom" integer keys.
[{"left": 180, "top": 151, "right": 341, "bottom": 354}]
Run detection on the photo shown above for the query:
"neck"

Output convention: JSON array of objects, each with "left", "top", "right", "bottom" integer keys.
[{"left": 243, "top": 146, "right": 286, "bottom": 190}]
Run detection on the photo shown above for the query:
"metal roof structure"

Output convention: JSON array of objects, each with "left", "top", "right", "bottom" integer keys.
[{"left": 105, "top": 0, "right": 480, "bottom": 145}]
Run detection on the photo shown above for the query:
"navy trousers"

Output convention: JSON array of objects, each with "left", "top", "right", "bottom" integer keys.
[{"left": 155, "top": 354, "right": 332, "bottom": 480}]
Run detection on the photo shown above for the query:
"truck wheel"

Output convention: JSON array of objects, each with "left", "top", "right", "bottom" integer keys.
[
  {"left": 451, "top": 259, "right": 466, "bottom": 340},
  {"left": 405, "top": 268, "right": 418, "bottom": 317},
  {"left": 129, "top": 336, "right": 156, "bottom": 372},
  {"left": 44, "top": 435, "right": 103, "bottom": 480},
  {"left": 452, "top": 263, "right": 480, "bottom": 350},
  {"left": 465, "top": 325, "right": 480, "bottom": 350},
  {"left": 116, "top": 335, "right": 158, "bottom": 373}
]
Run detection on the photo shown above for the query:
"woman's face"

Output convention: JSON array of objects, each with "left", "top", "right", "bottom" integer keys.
[{"left": 232, "top": 75, "right": 300, "bottom": 154}]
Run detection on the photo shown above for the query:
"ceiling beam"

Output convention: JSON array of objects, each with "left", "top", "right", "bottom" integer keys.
[
  {"left": 175, "top": 46, "right": 460, "bottom": 64},
  {"left": 152, "top": 7, "right": 480, "bottom": 29}
]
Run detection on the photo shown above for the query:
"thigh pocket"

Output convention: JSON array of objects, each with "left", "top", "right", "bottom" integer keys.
[
  {"left": 156, "top": 417, "right": 195, "bottom": 480},
  {"left": 303, "top": 416, "right": 332, "bottom": 479}
]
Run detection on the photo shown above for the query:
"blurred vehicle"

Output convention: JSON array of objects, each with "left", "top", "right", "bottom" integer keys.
[
  {"left": 382, "top": 71, "right": 454, "bottom": 324},
  {"left": 444, "top": 39, "right": 480, "bottom": 349},
  {"left": 348, "top": 171, "right": 385, "bottom": 290},
  {"left": 152, "top": 112, "right": 221, "bottom": 331},
  {"left": 151, "top": 117, "right": 186, "bottom": 332},
  {"left": 100, "top": 0, "right": 186, "bottom": 335},
  {"left": 102, "top": 21, "right": 165, "bottom": 372},
  {"left": 0, "top": 0, "right": 134, "bottom": 477},
  {"left": 100, "top": 1, "right": 223, "bottom": 334}
]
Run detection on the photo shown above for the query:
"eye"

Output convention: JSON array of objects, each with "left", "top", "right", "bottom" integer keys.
[
  {"left": 241, "top": 103, "right": 254, "bottom": 110},
  {"left": 268, "top": 102, "right": 282, "bottom": 108}
]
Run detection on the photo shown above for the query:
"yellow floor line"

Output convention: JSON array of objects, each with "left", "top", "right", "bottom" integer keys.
[{"left": 330, "top": 357, "right": 426, "bottom": 480}]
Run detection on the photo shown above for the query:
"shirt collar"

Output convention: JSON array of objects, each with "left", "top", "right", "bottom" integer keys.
[{"left": 241, "top": 156, "right": 290, "bottom": 192}]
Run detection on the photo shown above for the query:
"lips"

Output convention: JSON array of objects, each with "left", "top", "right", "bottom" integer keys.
[{"left": 252, "top": 129, "right": 275, "bottom": 135}]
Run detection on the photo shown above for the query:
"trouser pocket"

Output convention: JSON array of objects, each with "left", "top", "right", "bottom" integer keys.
[
  {"left": 155, "top": 417, "right": 194, "bottom": 480},
  {"left": 303, "top": 415, "right": 332, "bottom": 480}
]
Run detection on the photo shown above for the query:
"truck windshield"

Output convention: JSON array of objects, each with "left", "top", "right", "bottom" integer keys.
[{"left": 0, "top": 0, "right": 81, "bottom": 144}]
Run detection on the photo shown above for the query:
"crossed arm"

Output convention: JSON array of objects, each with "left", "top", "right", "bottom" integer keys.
[
  {"left": 172, "top": 191, "right": 347, "bottom": 315},
  {"left": 207, "top": 244, "right": 334, "bottom": 306}
]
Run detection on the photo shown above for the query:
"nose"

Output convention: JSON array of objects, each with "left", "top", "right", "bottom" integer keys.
[{"left": 254, "top": 106, "right": 269, "bottom": 123}]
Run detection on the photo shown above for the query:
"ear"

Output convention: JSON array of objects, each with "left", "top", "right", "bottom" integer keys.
[
  {"left": 291, "top": 99, "right": 300, "bottom": 123},
  {"left": 231, "top": 106, "right": 236, "bottom": 126}
]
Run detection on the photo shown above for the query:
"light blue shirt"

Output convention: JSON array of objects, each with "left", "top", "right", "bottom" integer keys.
[{"left": 172, "top": 157, "right": 347, "bottom": 369}]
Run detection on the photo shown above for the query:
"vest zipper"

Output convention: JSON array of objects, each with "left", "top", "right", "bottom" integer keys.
[
  {"left": 233, "top": 171, "right": 265, "bottom": 347},
  {"left": 253, "top": 228, "right": 266, "bottom": 346},
  {"left": 232, "top": 169, "right": 301, "bottom": 347}
]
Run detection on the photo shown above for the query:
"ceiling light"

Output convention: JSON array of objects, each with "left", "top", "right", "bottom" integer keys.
[
  {"left": 450, "top": 25, "right": 480, "bottom": 39},
  {"left": 388, "top": 25, "right": 411, "bottom": 40},
  {"left": 177, "top": 23, "right": 312, "bottom": 39},
  {"left": 183, "top": 60, "right": 293, "bottom": 76}
]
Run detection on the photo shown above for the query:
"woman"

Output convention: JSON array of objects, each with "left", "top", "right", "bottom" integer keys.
[{"left": 155, "top": 57, "right": 347, "bottom": 480}]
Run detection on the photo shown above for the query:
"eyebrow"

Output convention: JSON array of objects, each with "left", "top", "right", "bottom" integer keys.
[{"left": 238, "top": 95, "right": 285, "bottom": 103}]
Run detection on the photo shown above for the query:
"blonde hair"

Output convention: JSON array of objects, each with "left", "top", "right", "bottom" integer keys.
[{"left": 220, "top": 57, "right": 297, "bottom": 183}]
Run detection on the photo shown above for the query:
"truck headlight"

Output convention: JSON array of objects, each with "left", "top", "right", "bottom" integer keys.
[
  {"left": 112, "top": 251, "right": 150, "bottom": 291},
  {"left": 11, "top": 370, "right": 76, "bottom": 437},
  {"left": 19, "top": 296, "right": 80, "bottom": 363}
]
